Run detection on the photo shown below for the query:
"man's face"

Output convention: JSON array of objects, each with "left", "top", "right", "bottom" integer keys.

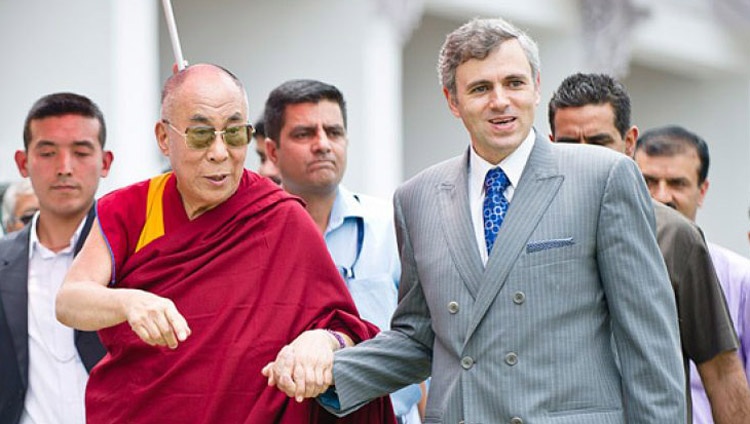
[
  {"left": 443, "top": 39, "right": 540, "bottom": 164},
  {"left": 266, "top": 100, "right": 347, "bottom": 197},
  {"left": 254, "top": 134, "right": 281, "bottom": 184},
  {"left": 633, "top": 148, "right": 708, "bottom": 221},
  {"left": 550, "top": 103, "right": 636, "bottom": 156},
  {"left": 5, "top": 192, "right": 39, "bottom": 233},
  {"left": 14, "top": 114, "right": 112, "bottom": 222},
  {"left": 157, "top": 67, "right": 248, "bottom": 217}
]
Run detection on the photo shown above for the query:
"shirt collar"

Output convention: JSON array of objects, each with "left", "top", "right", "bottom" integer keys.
[
  {"left": 28, "top": 212, "right": 87, "bottom": 259},
  {"left": 326, "top": 186, "right": 364, "bottom": 235},
  {"left": 469, "top": 127, "right": 536, "bottom": 192}
]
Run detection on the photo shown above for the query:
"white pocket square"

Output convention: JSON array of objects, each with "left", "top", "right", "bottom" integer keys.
[{"left": 526, "top": 237, "right": 575, "bottom": 253}]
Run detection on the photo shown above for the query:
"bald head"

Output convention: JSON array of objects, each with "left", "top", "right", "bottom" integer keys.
[{"left": 160, "top": 64, "right": 248, "bottom": 120}]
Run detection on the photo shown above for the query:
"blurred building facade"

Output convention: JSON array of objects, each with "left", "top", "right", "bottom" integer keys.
[{"left": 1, "top": 0, "right": 749, "bottom": 253}]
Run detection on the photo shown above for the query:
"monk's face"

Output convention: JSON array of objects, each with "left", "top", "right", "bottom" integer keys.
[{"left": 156, "top": 65, "right": 249, "bottom": 219}]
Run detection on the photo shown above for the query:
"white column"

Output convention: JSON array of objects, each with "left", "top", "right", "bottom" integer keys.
[
  {"left": 361, "top": 19, "right": 402, "bottom": 199},
  {"left": 105, "top": 0, "right": 163, "bottom": 193},
  {"left": 361, "top": 0, "right": 424, "bottom": 198}
]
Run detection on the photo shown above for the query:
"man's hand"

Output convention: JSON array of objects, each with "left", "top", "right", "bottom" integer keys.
[
  {"left": 262, "top": 329, "right": 346, "bottom": 402},
  {"left": 123, "top": 290, "right": 191, "bottom": 349}
]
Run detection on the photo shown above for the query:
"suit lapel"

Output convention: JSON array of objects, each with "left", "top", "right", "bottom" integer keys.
[
  {"left": 437, "top": 151, "right": 484, "bottom": 298},
  {"left": 0, "top": 211, "right": 104, "bottom": 382},
  {"left": 464, "top": 135, "right": 564, "bottom": 342},
  {"left": 0, "top": 227, "right": 31, "bottom": 387}
]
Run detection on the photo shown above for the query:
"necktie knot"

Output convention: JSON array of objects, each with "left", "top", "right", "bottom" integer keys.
[{"left": 484, "top": 167, "right": 510, "bottom": 194}]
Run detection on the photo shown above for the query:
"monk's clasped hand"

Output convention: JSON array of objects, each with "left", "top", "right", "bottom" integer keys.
[
  {"left": 262, "top": 329, "right": 337, "bottom": 402},
  {"left": 123, "top": 289, "right": 191, "bottom": 349}
]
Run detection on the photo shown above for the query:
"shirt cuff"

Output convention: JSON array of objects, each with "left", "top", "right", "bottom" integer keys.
[{"left": 318, "top": 386, "right": 341, "bottom": 410}]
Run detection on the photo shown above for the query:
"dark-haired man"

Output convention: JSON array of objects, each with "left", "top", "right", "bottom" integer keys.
[
  {"left": 635, "top": 125, "right": 750, "bottom": 423},
  {"left": 549, "top": 72, "right": 750, "bottom": 424},
  {"left": 0, "top": 92, "right": 111, "bottom": 423}
]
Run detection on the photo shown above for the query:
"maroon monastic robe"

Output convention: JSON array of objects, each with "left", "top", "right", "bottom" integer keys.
[{"left": 87, "top": 170, "right": 395, "bottom": 423}]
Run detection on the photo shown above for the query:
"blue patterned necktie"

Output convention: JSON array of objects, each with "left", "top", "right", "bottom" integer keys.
[{"left": 483, "top": 167, "right": 510, "bottom": 254}]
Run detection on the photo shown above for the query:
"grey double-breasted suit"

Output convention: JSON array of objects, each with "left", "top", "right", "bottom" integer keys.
[{"left": 329, "top": 134, "right": 685, "bottom": 423}]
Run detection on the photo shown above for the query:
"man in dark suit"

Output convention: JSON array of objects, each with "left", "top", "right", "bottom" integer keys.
[
  {"left": 265, "top": 17, "right": 685, "bottom": 423},
  {"left": 0, "top": 92, "right": 112, "bottom": 424}
]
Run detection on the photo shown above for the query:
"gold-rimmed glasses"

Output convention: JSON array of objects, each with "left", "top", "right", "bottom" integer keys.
[{"left": 162, "top": 120, "right": 254, "bottom": 150}]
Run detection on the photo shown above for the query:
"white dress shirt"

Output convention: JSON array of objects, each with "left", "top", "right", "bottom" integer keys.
[
  {"left": 21, "top": 214, "right": 88, "bottom": 424},
  {"left": 469, "top": 129, "right": 535, "bottom": 265}
]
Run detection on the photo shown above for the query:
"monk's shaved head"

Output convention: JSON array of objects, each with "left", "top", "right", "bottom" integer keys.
[{"left": 160, "top": 63, "right": 247, "bottom": 120}]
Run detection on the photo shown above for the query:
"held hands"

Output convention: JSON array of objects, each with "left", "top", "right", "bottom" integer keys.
[
  {"left": 123, "top": 290, "right": 191, "bottom": 349},
  {"left": 262, "top": 329, "right": 342, "bottom": 402}
]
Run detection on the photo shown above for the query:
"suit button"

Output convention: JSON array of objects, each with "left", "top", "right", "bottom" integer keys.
[
  {"left": 510, "top": 417, "right": 523, "bottom": 424},
  {"left": 505, "top": 352, "right": 518, "bottom": 366},
  {"left": 460, "top": 356, "right": 474, "bottom": 369},
  {"left": 447, "top": 301, "right": 459, "bottom": 314},
  {"left": 512, "top": 291, "right": 525, "bottom": 304}
]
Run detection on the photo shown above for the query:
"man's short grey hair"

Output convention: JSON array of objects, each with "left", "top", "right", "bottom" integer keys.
[
  {"left": 438, "top": 17, "right": 541, "bottom": 99},
  {"left": 2, "top": 179, "right": 34, "bottom": 230}
]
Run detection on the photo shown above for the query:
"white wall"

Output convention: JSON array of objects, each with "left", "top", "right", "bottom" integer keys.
[
  {"left": 0, "top": 0, "right": 113, "bottom": 182},
  {"left": 2, "top": 0, "right": 749, "bottom": 255},
  {"left": 0, "top": 0, "right": 162, "bottom": 194}
]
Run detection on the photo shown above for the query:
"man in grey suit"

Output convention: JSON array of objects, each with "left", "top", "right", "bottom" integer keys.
[
  {"left": 265, "top": 17, "right": 685, "bottom": 423},
  {"left": 0, "top": 93, "right": 112, "bottom": 423}
]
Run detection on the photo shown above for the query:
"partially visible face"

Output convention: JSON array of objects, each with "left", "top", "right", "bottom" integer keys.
[
  {"left": 633, "top": 148, "right": 707, "bottom": 221},
  {"left": 444, "top": 39, "right": 540, "bottom": 164},
  {"left": 157, "top": 66, "right": 248, "bottom": 218},
  {"left": 550, "top": 103, "right": 636, "bottom": 156},
  {"left": 254, "top": 134, "right": 281, "bottom": 184},
  {"left": 266, "top": 100, "right": 347, "bottom": 198},
  {"left": 14, "top": 114, "right": 112, "bottom": 223},
  {"left": 5, "top": 192, "right": 39, "bottom": 233}
]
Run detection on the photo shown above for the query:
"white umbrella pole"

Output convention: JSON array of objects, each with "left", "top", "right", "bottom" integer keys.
[{"left": 161, "top": 0, "right": 187, "bottom": 70}]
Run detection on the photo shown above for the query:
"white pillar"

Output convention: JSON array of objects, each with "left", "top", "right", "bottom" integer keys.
[
  {"left": 361, "top": 0, "right": 424, "bottom": 198},
  {"left": 105, "top": 0, "right": 163, "bottom": 193},
  {"left": 361, "top": 19, "right": 402, "bottom": 199}
]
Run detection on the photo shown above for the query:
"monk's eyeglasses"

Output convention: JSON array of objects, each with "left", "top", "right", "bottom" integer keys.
[{"left": 162, "top": 120, "right": 255, "bottom": 150}]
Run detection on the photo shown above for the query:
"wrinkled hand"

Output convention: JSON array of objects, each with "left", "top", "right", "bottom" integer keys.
[
  {"left": 262, "top": 329, "right": 339, "bottom": 402},
  {"left": 123, "top": 290, "right": 191, "bottom": 349}
]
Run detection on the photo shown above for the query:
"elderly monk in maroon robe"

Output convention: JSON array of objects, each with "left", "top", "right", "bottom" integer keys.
[{"left": 55, "top": 64, "right": 395, "bottom": 424}]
